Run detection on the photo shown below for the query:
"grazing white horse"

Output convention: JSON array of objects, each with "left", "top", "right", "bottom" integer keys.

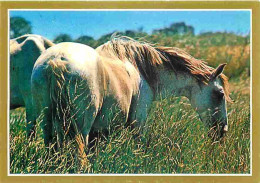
[
  {"left": 10, "top": 34, "right": 54, "bottom": 136},
  {"left": 31, "top": 37, "right": 231, "bottom": 158}
]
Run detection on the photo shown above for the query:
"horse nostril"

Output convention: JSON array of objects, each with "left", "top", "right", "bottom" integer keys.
[{"left": 223, "top": 125, "right": 228, "bottom": 132}]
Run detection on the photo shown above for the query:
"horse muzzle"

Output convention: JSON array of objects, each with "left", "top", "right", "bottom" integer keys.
[
  {"left": 208, "top": 123, "right": 228, "bottom": 140},
  {"left": 219, "top": 124, "right": 228, "bottom": 139},
  {"left": 223, "top": 125, "right": 228, "bottom": 132}
]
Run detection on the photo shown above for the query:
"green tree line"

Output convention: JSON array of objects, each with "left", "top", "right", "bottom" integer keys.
[{"left": 10, "top": 16, "right": 249, "bottom": 49}]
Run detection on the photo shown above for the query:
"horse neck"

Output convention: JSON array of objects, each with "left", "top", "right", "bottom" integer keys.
[{"left": 154, "top": 69, "right": 197, "bottom": 101}]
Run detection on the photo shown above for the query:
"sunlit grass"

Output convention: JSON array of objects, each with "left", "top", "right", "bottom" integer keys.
[
  {"left": 143, "top": 33, "right": 250, "bottom": 78},
  {"left": 9, "top": 75, "right": 250, "bottom": 174},
  {"left": 9, "top": 32, "right": 250, "bottom": 174}
]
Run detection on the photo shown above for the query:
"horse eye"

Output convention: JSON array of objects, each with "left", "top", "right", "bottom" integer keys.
[{"left": 213, "top": 90, "right": 224, "bottom": 100}]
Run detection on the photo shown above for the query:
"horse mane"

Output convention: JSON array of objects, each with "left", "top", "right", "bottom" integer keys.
[
  {"left": 97, "top": 36, "right": 166, "bottom": 88},
  {"left": 98, "top": 36, "right": 231, "bottom": 102},
  {"left": 156, "top": 46, "right": 232, "bottom": 102}
]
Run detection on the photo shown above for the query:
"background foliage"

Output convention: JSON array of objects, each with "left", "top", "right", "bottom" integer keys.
[
  {"left": 10, "top": 17, "right": 32, "bottom": 39},
  {"left": 10, "top": 17, "right": 250, "bottom": 174}
]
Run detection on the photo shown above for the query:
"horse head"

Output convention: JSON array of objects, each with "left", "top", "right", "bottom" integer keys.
[{"left": 190, "top": 63, "right": 230, "bottom": 140}]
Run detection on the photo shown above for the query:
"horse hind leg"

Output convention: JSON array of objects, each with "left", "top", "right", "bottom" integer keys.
[
  {"left": 31, "top": 68, "right": 53, "bottom": 147},
  {"left": 24, "top": 98, "right": 36, "bottom": 139},
  {"left": 65, "top": 76, "right": 98, "bottom": 169}
]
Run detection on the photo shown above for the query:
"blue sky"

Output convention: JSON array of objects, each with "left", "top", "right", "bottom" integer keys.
[{"left": 10, "top": 10, "right": 251, "bottom": 40}]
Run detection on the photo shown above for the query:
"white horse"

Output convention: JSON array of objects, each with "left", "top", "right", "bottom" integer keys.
[
  {"left": 10, "top": 34, "right": 54, "bottom": 136},
  {"left": 31, "top": 37, "right": 231, "bottom": 157}
]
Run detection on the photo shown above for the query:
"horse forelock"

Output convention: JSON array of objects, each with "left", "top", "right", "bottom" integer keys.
[{"left": 156, "top": 46, "right": 232, "bottom": 102}]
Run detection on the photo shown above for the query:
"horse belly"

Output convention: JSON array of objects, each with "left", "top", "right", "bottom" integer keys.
[{"left": 91, "top": 96, "right": 128, "bottom": 132}]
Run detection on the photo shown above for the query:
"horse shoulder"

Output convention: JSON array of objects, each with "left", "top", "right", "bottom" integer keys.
[
  {"left": 128, "top": 75, "right": 154, "bottom": 125},
  {"left": 101, "top": 58, "right": 140, "bottom": 114},
  {"left": 91, "top": 58, "right": 135, "bottom": 130}
]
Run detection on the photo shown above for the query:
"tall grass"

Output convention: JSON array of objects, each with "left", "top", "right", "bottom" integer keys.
[
  {"left": 9, "top": 32, "right": 250, "bottom": 174},
  {"left": 9, "top": 74, "right": 250, "bottom": 174}
]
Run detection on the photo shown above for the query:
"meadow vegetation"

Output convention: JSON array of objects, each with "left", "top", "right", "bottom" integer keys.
[{"left": 9, "top": 22, "right": 250, "bottom": 174}]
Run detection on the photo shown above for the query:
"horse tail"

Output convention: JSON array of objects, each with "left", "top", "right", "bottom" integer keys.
[
  {"left": 46, "top": 58, "right": 70, "bottom": 148},
  {"left": 47, "top": 58, "right": 89, "bottom": 162}
]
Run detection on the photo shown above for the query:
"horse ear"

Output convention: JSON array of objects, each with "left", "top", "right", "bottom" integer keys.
[{"left": 210, "top": 63, "right": 227, "bottom": 81}]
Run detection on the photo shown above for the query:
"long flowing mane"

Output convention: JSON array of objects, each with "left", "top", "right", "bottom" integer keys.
[
  {"left": 98, "top": 36, "right": 231, "bottom": 102},
  {"left": 156, "top": 46, "right": 231, "bottom": 102},
  {"left": 97, "top": 36, "right": 165, "bottom": 87}
]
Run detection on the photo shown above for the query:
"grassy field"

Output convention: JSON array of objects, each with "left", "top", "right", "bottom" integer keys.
[{"left": 9, "top": 32, "right": 250, "bottom": 174}]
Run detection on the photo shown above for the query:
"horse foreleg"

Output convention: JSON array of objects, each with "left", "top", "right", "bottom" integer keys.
[{"left": 128, "top": 82, "right": 154, "bottom": 133}]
